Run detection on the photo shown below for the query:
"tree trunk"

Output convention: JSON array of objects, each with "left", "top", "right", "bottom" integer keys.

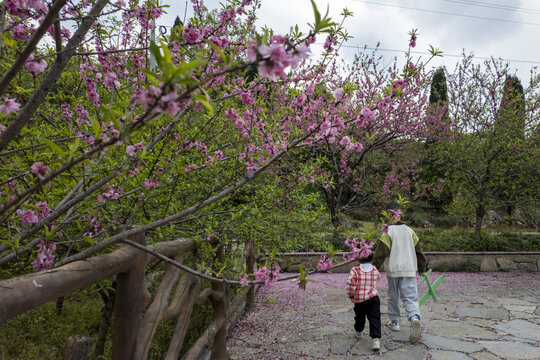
[{"left": 474, "top": 194, "right": 485, "bottom": 241}]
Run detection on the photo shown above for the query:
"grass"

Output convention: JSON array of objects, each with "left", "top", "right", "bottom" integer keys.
[{"left": 0, "top": 290, "right": 108, "bottom": 360}]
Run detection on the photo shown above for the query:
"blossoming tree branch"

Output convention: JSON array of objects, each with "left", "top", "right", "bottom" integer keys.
[{"left": 0, "top": 0, "right": 446, "bottom": 288}]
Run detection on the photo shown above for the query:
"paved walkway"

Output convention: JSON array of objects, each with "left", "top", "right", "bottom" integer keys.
[{"left": 227, "top": 272, "right": 540, "bottom": 359}]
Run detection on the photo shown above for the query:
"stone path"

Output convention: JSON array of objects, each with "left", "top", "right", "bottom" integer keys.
[{"left": 227, "top": 272, "right": 540, "bottom": 359}]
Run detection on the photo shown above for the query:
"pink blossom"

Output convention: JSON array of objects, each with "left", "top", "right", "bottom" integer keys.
[
  {"left": 12, "top": 24, "right": 29, "bottom": 41},
  {"left": 103, "top": 72, "right": 121, "bottom": 89},
  {"left": 305, "top": 83, "right": 315, "bottom": 95},
  {"left": 239, "top": 275, "right": 249, "bottom": 287},
  {"left": 323, "top": 36, "right": 334, "bottom": 52},
  {"left": 183, "top": 27, "right": 201, "bottom": 43},
  {"left": 359, "top": 107, "right": 375, "bottom": 122},
  {"left": 0, "top": 98, "right": 20, "bottom": 116},
  {"left": 257, "top": 43, "right": 290, "bottom": 81},
  {"left": 129, "top": 168, "right": 140, "bottom": 176},
  {"left": 144, "top": 179, "right": 159, "bottom": 189},
  {"left": 388, "top": 209, "right": 402, "bottom": 221},
  {"left": 225, "top": 108, "right": 239, "bottom": 121},
  {"left": 409, "top": 34, "right": 417, "bottom": 48},
  {"left": 316, "top": 255, "right": 333, "bottom": 271},
  {"left": 31, "top": 162, "right": 50, "bottom": 179},
  {"left": 27, "top": 0, "right": 47, "bottom": 14},
  {"left": 334, "top": 88, "right": 343, "bottom": 101},
  {"left": 32, "top": 240, "right": 56, "bottom": 271},
  {"left": 36, "top": 201, "right": 51, "bottom": 221},
  {"left": 254, "top": 265, "right": 280, "bottom": 286},
  {"left": 16, "top": 209, "right": 39, "bottom": 227},
  {"left": 25, "top": 54, "right": 47, "bottom": 76},
  {"left": 339, "top": 136, "right": 351, "bottom": 147}
]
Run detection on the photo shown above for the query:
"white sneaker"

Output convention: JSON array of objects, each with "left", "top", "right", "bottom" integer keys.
[
  {"left": 372, "top": 338, "right": 380, "bottom": 351},
  {"left": 409, "top": 319, "right": 421, "bottom": 343},
  {"left": 388, "top": 321, "right": 400, "bottom": 332}
]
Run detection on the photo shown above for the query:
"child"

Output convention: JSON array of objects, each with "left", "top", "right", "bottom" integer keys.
[
  {"left": 346, "top": 252, "right": 382, "bottom": 351},
  {"left": 372, "top": 201, "right": 427, "bottom": 343}
]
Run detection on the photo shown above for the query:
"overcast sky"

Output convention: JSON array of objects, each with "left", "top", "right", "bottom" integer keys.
[{"left": 158, "top": 0, "right": 540, "bottom": 86}]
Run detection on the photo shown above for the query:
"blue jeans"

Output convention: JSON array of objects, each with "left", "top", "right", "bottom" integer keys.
[{"left": 387, "top": 276, "right": 420, "bottom": 322}]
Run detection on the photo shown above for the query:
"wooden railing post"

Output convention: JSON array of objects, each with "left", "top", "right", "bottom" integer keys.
[
  {"left": 210, "top": 245, "right": 229, "bottom": 360},
  {"left": 111, "top": 228, "right": 146, "bottom": 360}
]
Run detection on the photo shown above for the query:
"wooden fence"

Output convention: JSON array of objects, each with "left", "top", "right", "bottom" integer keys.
[{"left": 0, "top": 231, "right": 256, "bottom": 360}]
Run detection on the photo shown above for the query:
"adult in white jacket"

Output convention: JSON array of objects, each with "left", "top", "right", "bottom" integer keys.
[{"left": 372, "top": 202, "right": 428, "bottom": 344}]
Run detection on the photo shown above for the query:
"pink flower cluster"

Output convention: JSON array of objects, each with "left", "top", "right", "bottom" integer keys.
[
  {"left": 246, "top": 36, "right": 311, "bottom": 81},
  {"left": 254, "top": 265, "right": 280, "bottom": 286},
  {"left": 25, "top": 54, "right": 47, "bottom": 76},
  {"left": 316, "top": 254, "right": 333, "bottom": 271},
  {"left": 144, "top": 179, "right": 159, "bottom": 189},
  {"left": 31, "top": 161, "right": 50, "bottom": 180},
  {"left": 0, "top": 98, "right": 20, "bottom": 116},
  {"left": 32, "top": 240, "right": 56, "bottom": 271},
  {"left": 343, "top": 236, "right": 373, "bottom": 261},
  {"left": 126, "top": 141, "right": 144, "bottom": 157},
  {"left": 388, "top": 209, "right": 402, "bottom": 221},
  {"left": 16, "top": 201, "right": 52, "bottom": 227},
  {"left": 239, "top": 275, "right": 249, "bottom": 287},
  {"left": 97, "top": 185, "right": 123, "bottom": 202}
]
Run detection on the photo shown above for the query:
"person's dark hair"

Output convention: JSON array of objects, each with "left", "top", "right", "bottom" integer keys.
[
  {"left": 358, "top": 253, "right": 374, "bottom": 263},
  {"left": 385, "top": 201, "right": 401, "bottom": 212}
]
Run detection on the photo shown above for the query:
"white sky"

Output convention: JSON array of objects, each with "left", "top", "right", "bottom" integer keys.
[{"left": 158, "top": 0, "right": 540, "bottom": 86}]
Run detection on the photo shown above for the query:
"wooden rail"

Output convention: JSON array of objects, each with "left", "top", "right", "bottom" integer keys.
[{"left": 0, "top": 233, "right": 254, "bottom": 360}]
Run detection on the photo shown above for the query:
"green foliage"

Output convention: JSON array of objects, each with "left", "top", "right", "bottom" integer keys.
[
  {"left": 0, "top": 292, "right": 106, "bottom": 360},
  {"left": 417, "top": 228, "right": 540, "bottom": 252}
]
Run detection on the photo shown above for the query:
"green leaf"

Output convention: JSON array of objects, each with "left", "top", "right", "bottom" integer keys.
[
  {"left": 149, "top": 41, "right": 162, "bottom": 67},
  {"left": 0, "top": 240, "right": 15, "bottom": 249},
  {"left": 192, "top": 94, "right": 214, "bottom": 115},
  {"left": 90, "top": 117, "right": 102, "bottom": 139},
  {"left": 39, "top": 138, "right": 66, "bottom": 157},
  {"left": 203, "top": 39, "right": 228, "bottom": 64}
]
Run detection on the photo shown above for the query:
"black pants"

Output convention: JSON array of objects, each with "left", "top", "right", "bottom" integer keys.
[{"left": 353, "top": 295, "right": 381, "bottom": 339}]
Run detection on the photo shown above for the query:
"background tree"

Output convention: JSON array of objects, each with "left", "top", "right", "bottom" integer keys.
[
  {"left": 445, "top": 55, "right": 539, "bottom": 240},
  {"left": 417, "top": 66, "right": 453, "bottom": 217}
]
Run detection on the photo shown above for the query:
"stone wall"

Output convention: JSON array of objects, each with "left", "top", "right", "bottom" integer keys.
[{"left": 275, "top": 252, "right": 540, "bottom": 273}]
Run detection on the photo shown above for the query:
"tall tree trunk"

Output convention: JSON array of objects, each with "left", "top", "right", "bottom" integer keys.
[
  {"left": 323, "top": 187, "right": 340, "bottom": 242},
  {"left": 474, "top": 192, "right": 486, "bottom": 241}
]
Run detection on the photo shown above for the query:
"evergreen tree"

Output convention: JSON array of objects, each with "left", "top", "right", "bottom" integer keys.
[{"left": 418, "top": 67, "right": 452, "bottom": 214}]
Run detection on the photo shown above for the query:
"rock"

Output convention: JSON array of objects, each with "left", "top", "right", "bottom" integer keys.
[
  {"left": 454, "top": 305, "right": 509, "bottom": 321},
  {"left": 497, "top": 258, "right": 518, "bottom": 271},
  {"left": 478, "top": 340, "right": 540, "bottom": 359},
  {"left": 480, "top": 257, "right": 498, "bottom": 272},
  {"left": 430, "top": 350, "right": 473, "bottom": 360},
  {"left": 518, "top": 262, "right": 537, "bottom": 272},
  {"left": 471, "top": 351, "right": 504, "bottom": 360},
  {"left": 379, "top": 345, "right": 428, "bottom": 360},
  {"left": 420, "top": 333, "right": 482, "bottom": 352},
  {"left": 492, "top": 319, "right": 540, "bottom": 341},
  {"left": 424, "top": 319, "right": 499, "bottom": 340}
]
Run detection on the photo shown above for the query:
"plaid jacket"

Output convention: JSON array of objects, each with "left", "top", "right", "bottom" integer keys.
[{"left": 346, "top": 264, "right": 381, "bottom": 303}]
